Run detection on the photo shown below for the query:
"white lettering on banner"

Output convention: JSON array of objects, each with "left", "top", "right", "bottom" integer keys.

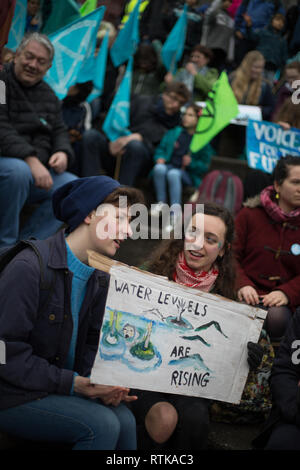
[
  {"left": 261, "top": 155, "right": 278, "bottom": 173},
  {"left": 248, "top": 151, "right": 260, "bottom": 168},
  {"left": 253, "top": 122, "right": 299, "bottom": 150},
  {"left": 259, "top": 142, "right": 278, "bottom": 158},
  {"left": 0, "top": 80, "right": 6, "bottom": 105}
]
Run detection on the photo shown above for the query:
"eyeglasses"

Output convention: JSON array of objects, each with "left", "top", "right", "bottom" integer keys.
[{"left": 164, "top": 92, "right": 186, "bottom": 107}]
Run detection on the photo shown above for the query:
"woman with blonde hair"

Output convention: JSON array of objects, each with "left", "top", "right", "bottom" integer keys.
[{"left": 230, "top": 50, "right": 274, "bottom": 120}]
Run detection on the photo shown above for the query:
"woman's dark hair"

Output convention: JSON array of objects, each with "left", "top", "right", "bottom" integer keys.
[
  {"left": 146, "top": 203, "right": 236, "bottom": 300},
  {"left": 272, "top": 156, "right": 300, "bottom": 185}
]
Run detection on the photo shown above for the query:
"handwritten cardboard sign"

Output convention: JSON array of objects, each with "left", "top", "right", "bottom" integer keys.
[{"left": 88, "top": 254, "right": 266, "bottom": 404}]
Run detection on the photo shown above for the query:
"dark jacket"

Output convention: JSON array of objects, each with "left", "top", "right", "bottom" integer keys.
[
  {"left": 0, "top": 230, "right": 109, "bottom": 410},
  {"left": 129, "top": 94, "right": 181, "bottom": 154},
  {"left": 0, "top": 62, "right": 74, "bottom": 167},
  {"left": 235, "top": 0, "right": 285, "bottom": 36},
  {"left": 253, "top": 307, "right": 300, "bottom": 448},
  {"left": 245, "top": 24, "right": 288, "bottom": 70}
]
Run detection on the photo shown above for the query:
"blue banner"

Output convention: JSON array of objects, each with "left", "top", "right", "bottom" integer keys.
[
  {"left": 102, "top": 57, "right": 133, "bottom": 142},
  {"left": 44, "top": 7, "right": 105, "bottom": 99},
  {"left": 6, "top": 0, "right": 27, "bottom": 51},
  {"left": 246, "top": 119, "right": 300, "bottom": 173}
]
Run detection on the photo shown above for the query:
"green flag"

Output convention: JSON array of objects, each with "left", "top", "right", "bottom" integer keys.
[
  {"left": 41, "top": 0, "right": 81, "bottom": 36},
  {"left": 80, "top": 0, "right": 97, "bottom": 17},
  {"left": 190, "top": 71, "right": 239, "bottom": 153}
]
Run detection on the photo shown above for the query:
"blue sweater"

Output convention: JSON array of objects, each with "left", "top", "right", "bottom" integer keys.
[{"left": 65, "top": 241, "right": 95, "bottom": 371}]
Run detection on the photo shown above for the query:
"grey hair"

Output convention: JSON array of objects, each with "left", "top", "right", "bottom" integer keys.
[{"left": 17, "top": 32, "right": 55, "bottom": 63}]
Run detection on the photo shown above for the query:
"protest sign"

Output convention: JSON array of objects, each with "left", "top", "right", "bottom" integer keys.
[
  {"left": 247, "top": 119, "right": 300, "bottom": 173},
  {"left": 88, "top": 252, "right": 266, "bottom": 405}
]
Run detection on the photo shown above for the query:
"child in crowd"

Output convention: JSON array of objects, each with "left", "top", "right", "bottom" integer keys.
[
  {"left": 151, "top": 103, "right": 214, "bottom": 230},
  {"left": 243, "top": 12, "right": 288, "bottom": 84}
]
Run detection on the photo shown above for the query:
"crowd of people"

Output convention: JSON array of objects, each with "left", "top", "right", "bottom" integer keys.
[{"left": 0, "top": 0, "right": 300, "bottom": 452}]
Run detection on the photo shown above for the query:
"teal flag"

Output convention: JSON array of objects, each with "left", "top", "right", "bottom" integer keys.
[
  {"left": 161, "top": 4, "right": 187, "bottom": 74},
  {"left": 44, "top": 7, "right": 104, "bottom": 99},
  {"left": 110, "top": 0, "right": 140, "bottom": 67},
  {"left": 102, "top": 57, "right": 133, "bottom": 141},
  {"left": 41, "top": 0, "right": 81, "bottom": 36},
  {"left": 6, "top": 0, "right": 27, "bottom": 51},
  {"left": 86, "top": 30, "right": 110, "bottom": 103}
]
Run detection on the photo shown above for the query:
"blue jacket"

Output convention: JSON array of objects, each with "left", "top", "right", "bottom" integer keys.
[
  {"left": 0, "top": 230, "right": 109, "bottom": 410},
  {"left": 235, "top": 0, "right": 285, "bottom": 36}
]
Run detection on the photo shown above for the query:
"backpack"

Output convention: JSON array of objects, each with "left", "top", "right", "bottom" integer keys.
[
  {"left": 192, "top": 170, "right": 244, "bottom": 216},
  {"left": 0, "top": 239, "right": 56, "bottom": 313}
]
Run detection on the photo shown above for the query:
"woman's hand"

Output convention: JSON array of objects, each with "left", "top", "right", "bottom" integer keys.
[
  {"left": 156, "top": 158, "right": 166, "bottom": 164},
  {"left": 261, "top": 290, "right": 289, "bottom": 307},
  {"left": 237, "top": 285, "right": 260, "bottom": 305},
  {"left": 74, "top": 376, "right": 137, "bottom": 406},
  {"left": 277, "top": 121, "right": 291, "bottom": 130}
]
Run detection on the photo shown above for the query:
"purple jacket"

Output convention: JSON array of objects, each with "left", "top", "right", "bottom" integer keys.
[{"left": 0, "top": 230, "right": 109, "bottom": 410}]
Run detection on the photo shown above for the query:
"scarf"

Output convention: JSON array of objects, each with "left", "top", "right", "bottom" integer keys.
[
  {"left": 174, "top": 251, "right": 219, "bottom": 292},
  {"left": 260, "top": 185, "right": 300, "bottom": 225}
]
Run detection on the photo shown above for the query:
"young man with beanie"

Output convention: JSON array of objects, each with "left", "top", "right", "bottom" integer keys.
[{"left": 0, "top": 175, "right": 144, "bottom": 450}]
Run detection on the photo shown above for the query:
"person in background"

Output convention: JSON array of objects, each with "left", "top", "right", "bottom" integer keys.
[
  {"left": 234, "top": 156, "right": 300, "bottom": 342},
  {"left": 0, "top": 176, "right": 144, "bottom": 450},
  {"left": 151, "top": 103, "right": 214, "bottom": 230},
  {"left": 131, "top": 42, "right": 166, "bottom": 97},
  {"left": 234, "top": 0, "right": 285, "bottom": 66},
  {"left": 230, "top": 50, "right": 274, "bottom": 120},
  {"left": 25, "top": 0, "right": 41, "bottom": 33},
  {"left": 243, "top": 12, "right": 288, "bottom": 84},
  {"left": 61, "top": 81, "right": 105, "bottom": 178},
  {"left": 97, "top": 81, "right": 190, "bottom": 186},
  {"left": 204, "top": 0, "right": 235, "bottom": 72},
  {"left": 164, "top": 44, "right": 219, "bottom": 101},
  {"left": 272, "top": 61, "right": 300, "bottom": 118}
]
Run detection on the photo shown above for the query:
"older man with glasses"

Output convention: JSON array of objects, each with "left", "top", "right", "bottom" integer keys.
[{"left": 0, "top": 32, "right": 77, "bottom": 252}]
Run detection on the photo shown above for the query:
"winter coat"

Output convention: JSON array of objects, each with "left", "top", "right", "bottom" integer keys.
[
  {"left": 234, "top": 195, "right": 300, "bottom": 311},
  {"left": 129, "top": 94, "right": 181, "bottom": 154},
  {"left": 205, "top": 7, "right": 235, "bottom": 55},
  {"left": 153, "top": 125, "right": 214, "bottom": 187},
  {"left": 163, "top": 3, "right": 203, "bottom": 51},
  {"left": 245, "top": 24, "right": 288, "bottom": 70},
  {"left": 0, "top": 62, "right": 74, "bottom": 167},
  {"left": 235, "top": 0, "right": 285, "bottom": 36},
  {"left": 0, "top": 230, "right": 109, "bottom": 410}
]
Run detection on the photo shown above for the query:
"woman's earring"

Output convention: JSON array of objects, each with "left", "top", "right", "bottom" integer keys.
[{"left": 275, "top": 192, "right": 280, "bottom": 200}]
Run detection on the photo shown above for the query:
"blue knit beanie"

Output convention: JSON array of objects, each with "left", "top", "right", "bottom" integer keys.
[{"left": 52, "top": 176, "right": 120, "bottom": 232}]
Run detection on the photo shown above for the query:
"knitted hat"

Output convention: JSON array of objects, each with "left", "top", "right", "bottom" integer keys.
[{"left": 52, "top": 176, "right": 120, "bottom": 232}]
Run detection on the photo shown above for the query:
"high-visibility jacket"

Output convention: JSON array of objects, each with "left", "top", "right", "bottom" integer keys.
[{"left": 121, "top": 0, "right": 150, "bottom": 25}]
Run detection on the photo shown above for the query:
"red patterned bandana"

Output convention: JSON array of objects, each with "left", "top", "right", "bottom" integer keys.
[
  {"left": 260, "top": 186, "right": 300, "bottom": 225},
  {"left": 174, "top": 251, "right": 219, "bottom": 292}
]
